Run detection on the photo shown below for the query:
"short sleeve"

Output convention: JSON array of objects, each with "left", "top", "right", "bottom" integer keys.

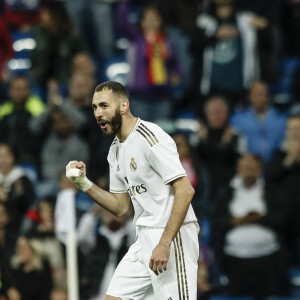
[
  {"left": 147, "top": 139, "right": 187, "bottom": 184},
  {"left": 109, "top": 164, "right": 127, "bottom": 193}
]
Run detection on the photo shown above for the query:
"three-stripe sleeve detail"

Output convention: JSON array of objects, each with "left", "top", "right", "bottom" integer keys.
[
  {"left": 140, "top": 123, "right": 159, "bottom": 143},
  {"left": 136, "top": 129, "right": 153, "bottom": 147},
  {"left": 136, "top": 123, "right": 159, "bottom": 147}
]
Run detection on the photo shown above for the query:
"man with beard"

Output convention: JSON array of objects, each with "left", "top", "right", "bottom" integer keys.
[{"left": 66, "top": 81, "right": 199, "bottom": 300}]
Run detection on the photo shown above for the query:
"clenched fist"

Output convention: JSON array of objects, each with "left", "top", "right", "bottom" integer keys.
[{"left": 66, "top": 161, "right": 93, "bottom": 192}]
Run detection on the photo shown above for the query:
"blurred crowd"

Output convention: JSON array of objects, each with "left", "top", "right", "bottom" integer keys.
[{"left": 0, "top": 0, "right": 300, "bottom": 299}]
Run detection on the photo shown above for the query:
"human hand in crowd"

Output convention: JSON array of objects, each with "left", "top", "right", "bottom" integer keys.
[
  {"left": 284, "top": 139, "right": 300, "bottom": 167},
  {"left": 149, "top": 242, "right": 170, "bottom": 276},
  {"left": 215, "top": 24, "right": 238, "bottom": 39},
  {"left": 250, "top": 15, "right": 268, "bottom": 30},
  {"left": 198, "top": 122, "right": 208, "bottom": 141},
  {"left": 232, "top": 212, "right": 262, "bottom": 225},
  {"left": 7, "top": 287, "right": 21, "bottom": 300},
  {"left": 221, "top": 126, "right": 234, "bottom": 144},
  {"left": 47, "top": 79, "right": 63, "bottom": 109}
]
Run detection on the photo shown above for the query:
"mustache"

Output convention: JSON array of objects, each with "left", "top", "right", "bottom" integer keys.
[{"left": 97, "top": 117, "right": 109, "bottom": 123}]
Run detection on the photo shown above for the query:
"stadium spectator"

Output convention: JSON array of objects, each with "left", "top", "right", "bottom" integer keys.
[
  {"left": 0, "top": 143, "right": 36, "bottom": 248},
  {"left": 266, "top": 114, "right": 300, "bottom": 266},
  {"left": 0, "top": 202, "right": 15, "bottom": 261},
  {"left": 30, "top": 1, "right": 84, "bottom": 87},
  {"left": 116, "top": 0, "right": 182, "bottom": 122},
  {"left": 11, "top": 236, "right": 53, "bottom": 300},
  {"left": 0, "top": 16, "right": 13, "bottom": 102},
  {"left": 231, "top": 81, "right": 287, "bottom": 161},
  {"left": 196, "top": 95, "right": 247, "bottom": 204},
  {"left": 281, "top": 0, "right": 300, "bottom": 56},
  {"left": 212, "top": 154, "right": 289, "bottom": 299},
  {"left": 72, "top": 52, "right": 96, "bottom": 79},
  {"left": 3, "top": 0, "right": 41, "bottom": 31},
  {"left": 0, "top": 76, "right": 45, "bottom": 165},
  {"left": 68, "top": 72, "right": 111, "bottom": 181},
  {"left": 189, "top": 0, "right": 274, "bottom": 108},
  {"left": 0, "top": 246, "right": 21, "bottom": 300},
  {"left": 23, "top": 197, "right": 65, "bottom": 286},
  {"left": 29, "top": 96, "right": 88, "bottom": 196},
  {"left": 65, "top": 0, "right": 114, "bottom": 63},
  {"left": 78, "top": 204, "right": 135, "bottom": 300}
]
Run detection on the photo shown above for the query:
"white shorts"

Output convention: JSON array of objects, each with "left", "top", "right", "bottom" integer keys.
[{"left": 106, "top": 222, "right": 199, "bottom": 300}]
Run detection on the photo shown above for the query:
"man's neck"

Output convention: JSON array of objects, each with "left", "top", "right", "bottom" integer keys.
[{"left": 117, "top": 115, "right": 138, "bottom": 143}]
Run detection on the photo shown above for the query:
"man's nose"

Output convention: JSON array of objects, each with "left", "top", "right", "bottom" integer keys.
[{"left": 94, "top": 108, "right": 103, "bottom": 118}]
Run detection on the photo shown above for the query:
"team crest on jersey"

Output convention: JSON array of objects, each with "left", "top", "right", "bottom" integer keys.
[{"left": 130, "top": 157, "right": 137, "bottom": 171}]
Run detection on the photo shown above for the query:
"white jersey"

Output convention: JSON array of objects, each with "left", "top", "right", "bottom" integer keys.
[{"left": 108, "top": 118, "right": 197, "bottom": 227}]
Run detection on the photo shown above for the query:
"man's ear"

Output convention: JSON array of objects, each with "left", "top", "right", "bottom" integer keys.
[{"left": 120, "top": 98, "right": 129, "bottom": 114}]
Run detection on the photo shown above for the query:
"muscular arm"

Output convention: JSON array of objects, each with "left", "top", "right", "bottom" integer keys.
[
  {"left": 66, "top": 160, "right": 130, "bottom": 217},
  {"left": 161, "top": 176, "right": 194, "bottom": 245},
  {"left": 86, "top": 186, "right": 130, "bottom": 218},
  {"left": 149, "top": 176, "right": 195, "bottom": 274}
]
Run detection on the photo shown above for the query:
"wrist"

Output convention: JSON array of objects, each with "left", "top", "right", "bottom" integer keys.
[
  {"left": 159, "top": 236, "right": 172, "bottom": 247},
  {"left": 76, "top": 176, "right": 93, "bottom": 192}
]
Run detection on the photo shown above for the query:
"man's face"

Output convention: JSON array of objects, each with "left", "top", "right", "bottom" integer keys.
[
  {"left": 141, "top": 9, "right": 162, "bottom": 33},
  {"left": 52, "top": 110, "right": 73, "bottom": 137},
  {"left": 92, "top": 89, "right": 122, "bottom": 137},
  {"left": 9, "top": 78, "right": 30, "bottom": 104},
  {"left": 237, "top": 156, "right": 261, "bottom": 188},
  {"left": 69, "top": 74, "right": 93, "bottom": 107},
  {"left": 249, "top": 83, "right": 269, "bottom": 112},
  {"left": 205, "top": 99, "right": 228, "bottom": 129}
]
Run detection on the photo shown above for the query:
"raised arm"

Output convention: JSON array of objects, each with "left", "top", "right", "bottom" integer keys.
[{"left": 66, "top": 160, "right": 130, "bottom": 217}]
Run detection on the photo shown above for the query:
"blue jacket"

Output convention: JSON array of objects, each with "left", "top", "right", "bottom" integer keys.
[{"left": 230, "top": 107, "right": 287, "bottom": 161}]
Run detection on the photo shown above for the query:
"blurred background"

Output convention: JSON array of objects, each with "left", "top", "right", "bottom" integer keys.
[{"left": 0, "top": 0, "right": 300, "bottom": 299}]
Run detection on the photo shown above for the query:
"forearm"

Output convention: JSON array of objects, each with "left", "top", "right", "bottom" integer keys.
[
  {"left": 160, "top": 178, "right": 194, "bottom": 246},
  {"left": 86, "top": 184, "right": 129, "bottom": 217},
  {"left": 66, "top": 161, "right": 129, "bottom": 217}
]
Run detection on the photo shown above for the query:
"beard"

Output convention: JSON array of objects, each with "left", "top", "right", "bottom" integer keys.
[{"left": 100, "top": 108, "right": 122, "bottom": 137}]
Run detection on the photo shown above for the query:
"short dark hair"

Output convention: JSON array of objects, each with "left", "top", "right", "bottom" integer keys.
[
  {"left": 94, "top": 81, "right": 129, "bottom": 99},
  {"left": 10, "top": 75, "right": 30, "bottom": 87},
  {"left": 204, "top": 95, "right": 229, "bottom": 114},
  {"left": 239, "top": 153, "right": 263, "bottom": 167}
]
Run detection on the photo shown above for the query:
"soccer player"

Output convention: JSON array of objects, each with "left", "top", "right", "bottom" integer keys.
[{"left": 66, "top": 81, "right": 199, "bottom": 300}]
